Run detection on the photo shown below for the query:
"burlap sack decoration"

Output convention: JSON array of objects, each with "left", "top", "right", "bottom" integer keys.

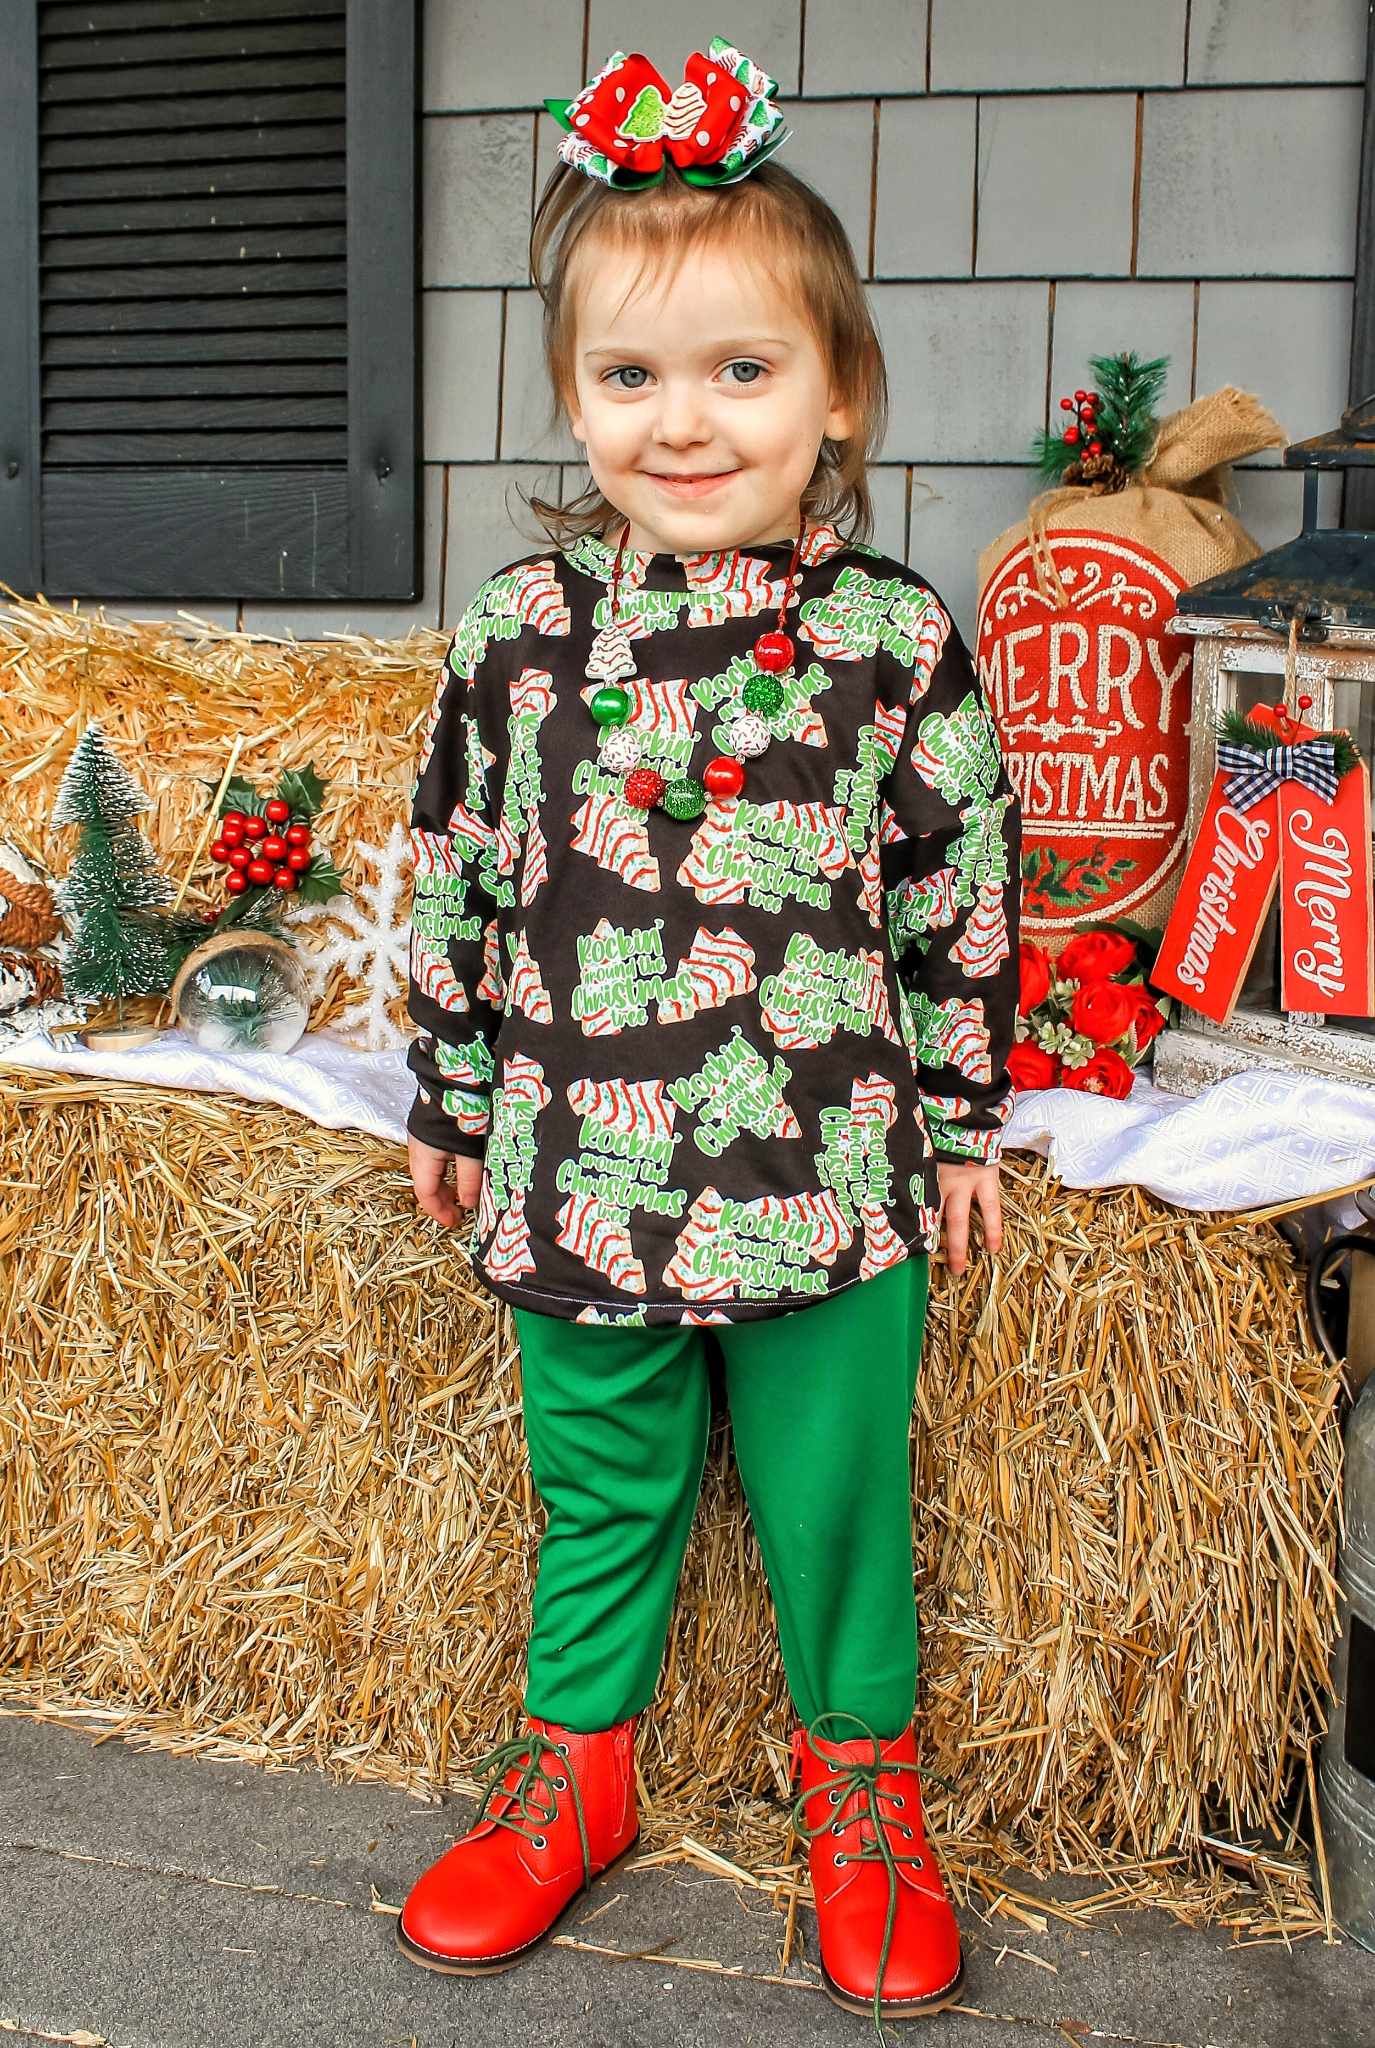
[
  {"left": 1003, "top": 386, "right": 1287, "bottom": 609},
  {"left": 976, "top": 387, "right": 1286, "bottom": 953}
]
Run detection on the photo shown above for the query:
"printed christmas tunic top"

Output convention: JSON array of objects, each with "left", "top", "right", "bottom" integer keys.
[{"left": 405, "top": 521, "right": 1022, "bottom": 1326}]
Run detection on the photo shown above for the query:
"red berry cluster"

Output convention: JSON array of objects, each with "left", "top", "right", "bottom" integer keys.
[
  {"left": 209, "top": 799, "right": 315, "bottom": 897},
  {"left": 1058, "top": 387, "right": 1104, "bottom": 457}
]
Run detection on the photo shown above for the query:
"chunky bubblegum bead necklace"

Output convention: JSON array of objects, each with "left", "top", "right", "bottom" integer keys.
[{"left": 584, "top": 516, "right": 806, "bottom": 821}]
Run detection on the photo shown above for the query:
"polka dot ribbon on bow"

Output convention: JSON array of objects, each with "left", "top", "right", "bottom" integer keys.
[{"left": 544, "top": 35, "right": 792, "bottom": 189}]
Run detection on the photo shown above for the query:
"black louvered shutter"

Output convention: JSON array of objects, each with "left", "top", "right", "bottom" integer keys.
[{"left": 0, "top": 0, "right": 417, "bottom": 601}]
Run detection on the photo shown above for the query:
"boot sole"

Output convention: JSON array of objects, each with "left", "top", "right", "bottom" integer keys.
[
  {"left": 394, "top": 1832, "right": 643, "bottom": 1976},
  {"left": 819, "top": 1950, "right": 966, "bottom": 2020}
]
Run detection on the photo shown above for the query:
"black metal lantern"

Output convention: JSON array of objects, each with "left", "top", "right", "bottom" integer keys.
[{"left": 1155, "top": 402, "right": 1375, "bottom": 1094}]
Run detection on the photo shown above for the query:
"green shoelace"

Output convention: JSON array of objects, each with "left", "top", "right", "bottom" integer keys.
[
  {"left": 470, "top": 1730, "right": 592, "bottom": 1884},
  {"left": 789, "top": 1710, "right": 929, "bottom": 2037}
]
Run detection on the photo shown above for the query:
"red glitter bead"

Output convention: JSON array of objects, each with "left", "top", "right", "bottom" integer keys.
[
  {"left": 753, "top": 630, "right": 794, "bottom": 672},
  {"left": 704, "top": 755, "right": 745, "bottom": 798},
  {"left": 1298, "top": 693, "right": 1314, "bottom": 711},
  {"left": 624, "top": 766, "right": 666, "bottom": 809}
]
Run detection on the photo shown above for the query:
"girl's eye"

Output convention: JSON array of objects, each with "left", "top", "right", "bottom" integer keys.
[{"left": 600, "top": 360, "right": 769, "bottom": 390}]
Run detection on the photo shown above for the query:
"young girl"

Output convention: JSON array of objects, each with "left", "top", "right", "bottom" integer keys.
[{"left": 397, "top": 35, "right": 1019, "bottom": 2026}]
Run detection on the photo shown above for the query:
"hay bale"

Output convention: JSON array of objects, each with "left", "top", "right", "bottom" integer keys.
[{"left": 0, "top": 1074, "right": 1341, "bottom": 1900}]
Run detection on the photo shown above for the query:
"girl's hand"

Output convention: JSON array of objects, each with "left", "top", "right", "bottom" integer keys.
[
  {"left": 935, "top": 1160, "right": 1003, "bottom": 1275},
  {"left": 408, "top": 1134, "right": 483, "bottom": 1227}
]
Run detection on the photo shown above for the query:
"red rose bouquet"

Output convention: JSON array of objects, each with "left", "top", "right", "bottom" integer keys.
[{"left": 1012, "top": 920, "right": 1173, "bottom": 1097}]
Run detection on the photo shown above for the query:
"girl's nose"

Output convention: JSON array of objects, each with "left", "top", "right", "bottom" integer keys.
[{"left": 652, "top": 383, "right": 712, "bottom": 446}]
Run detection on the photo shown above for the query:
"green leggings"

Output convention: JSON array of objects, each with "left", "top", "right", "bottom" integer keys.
[{"left": 510, "top": 1254, "right": 929, "bottom": 1739}]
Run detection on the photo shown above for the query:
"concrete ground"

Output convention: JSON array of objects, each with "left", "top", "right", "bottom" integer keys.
[{"left": 1, "top": 1708, "right": 1372, "bottom": 2048}]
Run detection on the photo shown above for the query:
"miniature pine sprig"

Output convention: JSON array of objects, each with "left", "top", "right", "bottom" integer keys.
[
  {"left": 1033, "top": 350, "right": 1169, "bottom": 486},
  {"left": 1216, "top": 705, "right": 1360, "bottom": 781}
]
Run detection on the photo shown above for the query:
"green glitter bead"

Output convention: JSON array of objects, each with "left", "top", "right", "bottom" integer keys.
[
  {"left": 590, "top": 683, "right": 631, "bottom": 726},
  {"left": 661, "top": 775, "right": 707, "bottom": 822},
  {"left": 742, "top": 671, "right": 785, "bottom": 717}
]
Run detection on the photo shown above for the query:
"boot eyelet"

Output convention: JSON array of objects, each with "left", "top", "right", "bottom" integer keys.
[
  {"left": 830, "top": 1820, "right": 844, "bottom": 1836},
  {"left": 892, "top": 1795, "right": 905, "bottom": 1808},
  {"left": 901, "top": 1825, "right": 913, "bottom": 1838},
  {"left": 827, "top": 1788, "right": 841, "bottom": 1805},
  {"left": 531, "top": 1833, "right": 548, "bottom": 1850},
  {"left": 834, "top": 1853, "right": 847, "bottom": 1867},
  {"left": 555, "top": 1743, "right": 569, "bottom": 1757},
  {"left": 552, "top": 1775, "right": 569, "bottom": 1790}
]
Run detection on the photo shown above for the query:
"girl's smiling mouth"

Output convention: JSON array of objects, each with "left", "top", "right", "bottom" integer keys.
[{"left": 643, "top": 469, "right": 740, "bottom": 496}]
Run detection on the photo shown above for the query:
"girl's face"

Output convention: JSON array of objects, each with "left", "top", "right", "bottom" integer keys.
[{"left": 565, "top": 237, "right": 855, "bottom": 557}]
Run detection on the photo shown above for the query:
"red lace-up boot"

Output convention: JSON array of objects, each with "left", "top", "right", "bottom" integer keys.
[
  {"left": 397, "top": 1714, "right": 639, "bottom": 1973},
  {"left": 791, "top": 1712, "right": 964, "bottom": 2024}
]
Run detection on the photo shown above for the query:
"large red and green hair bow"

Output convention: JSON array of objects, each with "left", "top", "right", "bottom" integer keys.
[{"left": 544, "top": 34, "right": 791, "bottom": 190}]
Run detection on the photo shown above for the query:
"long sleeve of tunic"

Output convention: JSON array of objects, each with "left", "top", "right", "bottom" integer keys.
[{"left": 405, "top": 522, "right": 1021, "bottom": 1327}]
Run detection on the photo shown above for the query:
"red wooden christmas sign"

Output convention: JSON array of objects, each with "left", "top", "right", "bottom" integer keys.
[
  {"left": 1151, "top": 701, "right": 1375, "bottom": 1024},
  {"left": 1149, "top": 741, "right": 1279, "bottom": 1025},
  {"left": 1278, "top": 744, "right": 1375, "bottom": 1016}
]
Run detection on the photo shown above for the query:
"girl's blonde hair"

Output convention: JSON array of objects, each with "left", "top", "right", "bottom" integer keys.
[{"left": 514, "top": 157, "right": 889, "bottom": 550}]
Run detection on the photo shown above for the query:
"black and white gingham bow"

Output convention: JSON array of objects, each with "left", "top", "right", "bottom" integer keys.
[{"left": 1217, "top": 736, "right": 1341, "bottom": 812}]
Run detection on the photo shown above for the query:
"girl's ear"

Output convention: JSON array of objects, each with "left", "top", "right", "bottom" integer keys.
[{"left": 825, "top": 390, "right": 856, "bottom": 441}]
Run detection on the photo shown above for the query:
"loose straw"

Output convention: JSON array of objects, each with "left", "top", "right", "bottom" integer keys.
[{"left": 171, "top": 734, "right": 244, "bottom": 914}]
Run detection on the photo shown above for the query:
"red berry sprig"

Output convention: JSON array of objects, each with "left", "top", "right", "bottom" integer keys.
[
  {"left": 209, "top": 799, "right": 315, "bottom": 898},
  {"left": 1058, "top": 386, "right": 1104, "bottom": 458}
]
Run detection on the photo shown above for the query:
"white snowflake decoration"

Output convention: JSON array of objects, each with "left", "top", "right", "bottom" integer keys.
[{"left": 288, "top": 818, "right": 412, "bottom": 1049}]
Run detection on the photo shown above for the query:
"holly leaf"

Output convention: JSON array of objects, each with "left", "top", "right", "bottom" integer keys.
[
  {"left": 206, "top": 770, "right": 268, "bottom": 819},
  {"left": 277, "top": 763, "right": 327, "bottom": 817},
  {"left": 293, "top": 853, "right": 346, "bottom": 904}
]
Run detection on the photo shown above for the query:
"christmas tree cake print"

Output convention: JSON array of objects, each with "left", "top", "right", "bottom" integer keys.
[
  {"left": 486, "top": 1189, "right": 537, "bottom": 1285},
  {"left": 909, "top": 691, "right": 1001, "bottom": 803},
  {"left": 448, "top": 797, "right": 496, "bottom": 862},
  {"left": 950, "top": 878, "right": 1011, "bottom": 978},
  {"left": 855, "top": 839, "right": 884, "bottom": 930},
  {"left": 662, "top": 1187, "right": 733, "bottom": 1300},
  {"left": 408, "top": 880, "right": 470, "bottom": 1018},
  {"left": 887, "top": 865, "right": 959, "bottom": 952},
  {"left": 509, "top": 557, "right": 572, "bottom": 636},
  {"left": 753, "top": 1188, "right": 854, "bottom": 1265},
  {"left": 622, "top": 78, "right": 669, "bottom": 137},
  {"left": 506, "top": 927, "right": 554, "bottom": 1022},
  {"left": 502, "top": 1049, "right": 552, "bottom": 1110},
  {"left": 912, "top": 992, "right": 993, "bottom": 1083},
  {"left": 859, "top": 1201, "right": 907, "bottom": 1280},
  {"left": 519, "top": 801, "right": 548, "bottom": 908},
  {"left": 570, "top": 789, "right": 661, "bottom": 893},
  {"left": 676, "top": 798, "right": 746, "bottom": 905},
  {"left": 476, "top": 916, "right": 505, "bottom": 1007},
  {"left": 555, "top": 1190, "right": 647, "bottom": 1294},
  {"left": 567, "top": 1075, "right": 678, "bottom": 1145},
  {"left": 656, "top": 924, "right": 757, "bottom": 1023}
]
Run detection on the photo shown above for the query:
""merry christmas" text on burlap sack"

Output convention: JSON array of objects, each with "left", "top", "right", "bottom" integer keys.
[{"left": 976, "top": 386, "right": 1285, "bottom": 954}]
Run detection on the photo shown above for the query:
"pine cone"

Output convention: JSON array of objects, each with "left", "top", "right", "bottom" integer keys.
[
  {"left": 1066, "top": 450, "right": 1128, "bottom": 494},
  {"left": 0, "top": 948, "right": 56, "bottom": 1014},
  {"left": 0, "top": 879, "right": 62, "bottom": 949}
]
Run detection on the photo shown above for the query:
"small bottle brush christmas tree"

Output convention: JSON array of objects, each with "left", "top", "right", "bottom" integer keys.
[{"left": 49, "top": 721, "right": 192, "bottom": 1026}]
